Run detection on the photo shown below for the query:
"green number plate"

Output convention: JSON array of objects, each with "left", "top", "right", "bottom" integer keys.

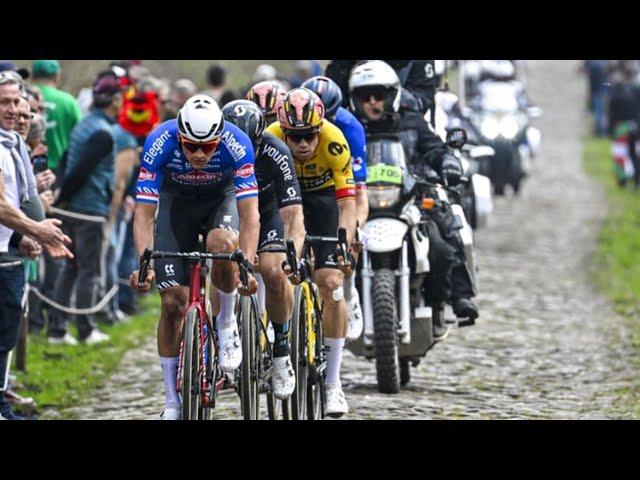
[{"left": 367, "top": 164, "right": 403, "bottom": 185}]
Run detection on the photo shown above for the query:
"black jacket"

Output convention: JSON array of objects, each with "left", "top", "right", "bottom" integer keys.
[{"left": 364, "top": 108, "right": 451, "bottom": 177}]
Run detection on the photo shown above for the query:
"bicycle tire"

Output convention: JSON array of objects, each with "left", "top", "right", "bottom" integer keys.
[
  {"left": 200, "top": 322, "right": 216, "bottom": 420},
  {"left": 306, "top": 283, "right": 325, "bottom": 420},
  {"left": 290, "top": 285, "right": 308, "bottom": 420},
  {"left": 181, "top": 308, "right": 201, "bottom": 421},
  {"left": 239, "top": 296, "right": 260, "bottom": 419}
]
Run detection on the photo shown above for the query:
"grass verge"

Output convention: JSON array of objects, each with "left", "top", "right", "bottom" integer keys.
[
  {"left": 583, "top": 135, "right": 640, "bottom": 417},
  {"left": 12, "top": 294, "right": 160, "bottom": 417}
]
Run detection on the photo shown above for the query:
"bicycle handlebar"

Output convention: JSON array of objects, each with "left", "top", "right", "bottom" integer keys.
[
  {"left": 137, "top": 248, "right": 251, "bottom": 289},
  {"left": 281, "top": 227, "right": 350, "bottom": 281}
]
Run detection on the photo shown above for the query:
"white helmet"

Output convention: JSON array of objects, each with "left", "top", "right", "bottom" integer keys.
[
  {"left": 348, "top": 60, "right": 401, "bottom": 117},
  {"left": 177, "top": 94, "right": 224, "bottom": 142}
]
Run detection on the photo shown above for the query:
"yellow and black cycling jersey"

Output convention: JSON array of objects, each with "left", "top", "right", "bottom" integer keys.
[{"left": 265, "top": 119, "right": 356, "bottom": 200}]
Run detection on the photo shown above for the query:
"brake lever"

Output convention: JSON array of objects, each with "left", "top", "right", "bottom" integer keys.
[{"left": 137, "top": 248, "right": 153, "bottom": 288}]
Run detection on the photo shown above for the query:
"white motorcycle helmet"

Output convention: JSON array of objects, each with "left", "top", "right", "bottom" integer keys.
[
  {"left": 177, "top": 94, "right": 225, "bottom": 142},
  {"left": 348, "top": 60, "right": 402, "bottom": 120}
]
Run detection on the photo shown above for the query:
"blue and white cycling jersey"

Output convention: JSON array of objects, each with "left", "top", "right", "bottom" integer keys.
[
  {"left": 135, "top": 119, "right": 258, "bottom": 204},
  {"left": 334, "top": 107, "right": 367, "bottom": 188}
]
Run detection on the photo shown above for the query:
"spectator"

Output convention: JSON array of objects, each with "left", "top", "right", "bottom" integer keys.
[
  {"left": 288, "top": 60, "right": 318, "bottom": 88},
  {"left": 22, "top": 110, "right": 57, "bottom": 335},
  {"left": 30, "top": 60, "right": 82, "bottom": 175},
  {"left": 0, "top": 62, "right": 30, "bottom": 81},
  {"left": 584, "top": 61, "right": 609, "bottom": 136},
  {"left": 48, "top": 72, "right": 124, "bottom": 346},
  {"left": 162, "top": 78, "right": 197, "bottom": 121},
  {"left": 100, "top": 110, "right": 140, "bottom": 324},
  {"left": 25, "top": 85, "right": 46, "bottom": 117},
  {"left": 253, "top": 64, "right": 277, "bottom": 83},
  {"left": 202, "top": 64, "right": 237, "bottom": 106},
  {"left": 0, "top": 72, "right": 72, "bottom": 420},
  {"left": 240, "top": 64, "right": 278, "bottom": 99}
]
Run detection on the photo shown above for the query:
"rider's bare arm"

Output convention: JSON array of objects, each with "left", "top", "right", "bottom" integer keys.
[
  {"left": 279, "top": 204, "right": 305, "bottom": 260},
  {"left": 355, "top": 188, "right": 369, "bottom": 232},
  {"left": 134, "top": 202, "right": 157, "bottom": 259},
  {"left": 337, "top": 196, "right": 356, "bottom": 249}
]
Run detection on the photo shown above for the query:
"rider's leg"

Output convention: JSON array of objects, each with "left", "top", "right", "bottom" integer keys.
[
  {"left": 206, "top": 227, "right": 242, "bottom": 372},
  {"left": 158, "top": 286, "right": 189, "bottom": 411},
  {"left": 315, "top": 268, "right": 347, "bottom": 383},
  {"left": 259, "top": 252, "right": 292, "bottom": 356},
  {"left": 207, "top": 227, "right": 239, "bottom": 327}
]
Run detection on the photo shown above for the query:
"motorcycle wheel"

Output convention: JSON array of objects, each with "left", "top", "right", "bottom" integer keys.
[{"left": 372, "top": 268, "right": 400, "bottom": 394}]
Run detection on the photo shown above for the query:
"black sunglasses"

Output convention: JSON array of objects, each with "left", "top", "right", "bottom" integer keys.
[
  {"left": 354, "top": 86, "right": 388, "bottom": 102},
  {"left": 285, "top": 130, "right": 318, "bottom": 144}
]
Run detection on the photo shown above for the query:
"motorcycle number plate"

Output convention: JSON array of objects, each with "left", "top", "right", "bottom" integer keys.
[{"left": 366, "top": 164, "right": 403, "bottom": 185}]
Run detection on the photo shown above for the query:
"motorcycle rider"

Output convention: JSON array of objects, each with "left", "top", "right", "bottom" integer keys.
[
  {"left": 325, "top": 60, "right": 437, "bottom": 117},
  {"left": 348, "top": 60, "right": 479, "bottom": 331}
]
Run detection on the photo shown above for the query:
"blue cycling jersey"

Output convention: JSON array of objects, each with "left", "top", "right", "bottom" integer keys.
[
  {"left": 334, "top": 107, "right": 367, "bottom": 187},
  {"left": 135, "top": 119, "right": 258, "bottom": 204}
]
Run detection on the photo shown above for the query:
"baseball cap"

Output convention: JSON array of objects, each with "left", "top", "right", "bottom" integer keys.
[
  {"left": 0, "top": 61, "right": 30, "bottom": 80},
  {"left": 93, "top": 72, "right": 122, "bottom": 97},
  {"left": 32, "top": 60, "right": 61, "bottom": 77}
]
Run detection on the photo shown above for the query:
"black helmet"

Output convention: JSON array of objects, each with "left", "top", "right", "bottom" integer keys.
[
  {"left": 221, "top": 100, "right": 266, "bottom": 150},
  {"left": 301, "top": 75, "right": 343, "bottom": 121}
]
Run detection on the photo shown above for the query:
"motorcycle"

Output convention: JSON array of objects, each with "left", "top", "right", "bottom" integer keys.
[
  {"left": 348, "top": 133, "right": 476, "bottom": 393},
  {"left": 465, "top": 80, "right": 542, "bottom": 195},
  {"left": 434, "top": 91, "right": 495, "bottom": 229},
  {"left": 347, "top": 133, "right": 434, "bottom": 393}
]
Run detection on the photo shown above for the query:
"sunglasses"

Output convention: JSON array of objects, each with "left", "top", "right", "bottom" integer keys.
[
  {"left": 285, "top": 130, "right": 319, "bottom": 144},
  {"left": 180, "top": 137, "right": 221, "bottom": 155},
  {"left": 354, "top": 86, "right": 388, "bottom": 102}
]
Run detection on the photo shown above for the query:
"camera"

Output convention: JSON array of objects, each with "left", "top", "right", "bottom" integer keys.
[{"left": 32, "top": 155, "right": 49, "bottom": 174}]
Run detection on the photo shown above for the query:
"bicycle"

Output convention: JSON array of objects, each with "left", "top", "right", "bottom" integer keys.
[
  {"left": 282, "top": 227, "right": 350, "bottom": 420},
  {"left": 236, "top": 246, "right": 288, "bottom": 420},
  {"left": 137, "top": 244, "right": 254, "bottom": 421}
]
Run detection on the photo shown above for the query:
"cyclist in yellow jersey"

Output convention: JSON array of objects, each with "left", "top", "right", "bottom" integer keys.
[{"left": 266, "top": 87, "right": 356, "bottom": 417}]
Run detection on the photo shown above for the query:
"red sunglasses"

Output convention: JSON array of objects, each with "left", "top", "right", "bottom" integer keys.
[{"left": 180, "top": 137, "right": 221, "bottom": 155}]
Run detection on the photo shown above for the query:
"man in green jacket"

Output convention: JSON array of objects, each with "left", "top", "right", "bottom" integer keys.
[{"left": 31, "top": 60, "right": 82, "bottom": 172}]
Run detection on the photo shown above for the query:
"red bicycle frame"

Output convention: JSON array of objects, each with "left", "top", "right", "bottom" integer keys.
[{"left": 176, "top": 259, "right": 223, "bottom": 408}]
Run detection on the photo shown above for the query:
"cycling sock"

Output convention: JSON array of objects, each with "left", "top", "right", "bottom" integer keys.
[
  {"left": 160, "top": 356, "right": 180, "bottom": 409},
  {"left": 324, "top": 337, "right": 345, "bottom": 387},
  {"left": 343, "top": 275, "right": 355, "bottom": 303},
  {"left": 272, "top": 321, "right": 290, "bottom": 357},
  {"left": 217, "top": 290, "right": 237, "bottom": 329}
]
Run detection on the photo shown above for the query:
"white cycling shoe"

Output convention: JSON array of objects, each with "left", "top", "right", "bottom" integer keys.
[
  {"left": 272, "top": 355, "right": 295, "bottom": 400},
  {"left": 346, "top": 290, "right": 364, "bottom": 342},
  {"left": 218, "top": 322, "right": 242, "bottom": 373},
  {"left": 325, "top": 384, "right": 349, "bottom": 418},
  {"left": 160, "top": 407, "right": 182, "bottom": 420}
]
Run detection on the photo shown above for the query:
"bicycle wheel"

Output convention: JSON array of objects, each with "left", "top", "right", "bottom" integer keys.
[
  {"left": 290, "top": 285, "right": 308, "bottom": 420},
  {"left": 307, "top": 284, "right": 325, "bottom": 420},
  {"left": 200, "top": 321, "right": 216, "bottom": 420},
  {"left": 181, "top": 308, "right": 201, "bottom": 421},
  {"left": 239, "top": 296, "right": 260, "bottom": 419}
]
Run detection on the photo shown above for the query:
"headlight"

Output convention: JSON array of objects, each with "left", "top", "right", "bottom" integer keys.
[
  {"left": 500, "top": 116, "right": 519, "bottom": 139},
  {"left": 368, "top": 186, "right": 401, "bottom": 209},
  {"left": 481, "top": 117, "right": 500, "bottom": 140}
]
